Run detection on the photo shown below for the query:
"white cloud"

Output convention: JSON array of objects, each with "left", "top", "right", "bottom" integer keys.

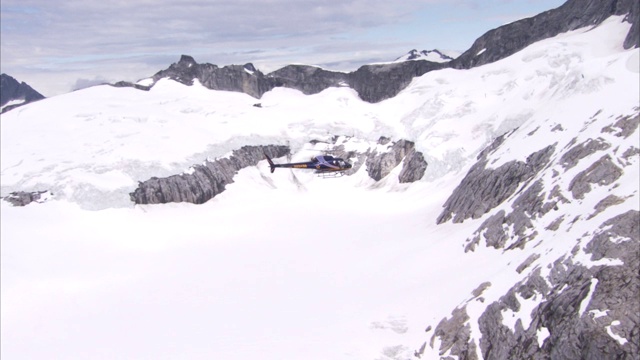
[{"left": 0, "top": 0, "right": 565, "bottom": 96}]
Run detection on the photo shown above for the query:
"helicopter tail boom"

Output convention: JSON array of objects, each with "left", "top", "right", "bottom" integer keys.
[{"left": 264, "top": 153, "right": 277, "bottom": 173}]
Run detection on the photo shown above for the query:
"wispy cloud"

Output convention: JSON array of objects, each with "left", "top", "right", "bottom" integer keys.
[{"left": 0, "top": 0, "right": 564, "bottom": 96}]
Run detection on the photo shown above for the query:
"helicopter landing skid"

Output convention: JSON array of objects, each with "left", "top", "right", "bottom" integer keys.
[{"left": 315, "top": 171, "right": 345, "bottom": 179}]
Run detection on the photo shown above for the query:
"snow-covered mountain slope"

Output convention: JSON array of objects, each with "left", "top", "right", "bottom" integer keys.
[{"left": 1, "top": 15, "right": 638, "bottom": 360}]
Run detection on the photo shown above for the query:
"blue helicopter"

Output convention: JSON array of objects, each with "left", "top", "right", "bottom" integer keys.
[{"left": 264, "top": 153, "right": 352, "bottom": 176}]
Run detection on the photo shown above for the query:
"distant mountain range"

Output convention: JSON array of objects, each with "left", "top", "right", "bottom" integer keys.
[
  {"left": 112, "top": 0, "right": 638, "bottom": 104},
  {"left": 0, "top": 73, "right": 45, "bottom": 113},
  {"left": 2, "top": 0, "right": 637, "bottom": 110}
]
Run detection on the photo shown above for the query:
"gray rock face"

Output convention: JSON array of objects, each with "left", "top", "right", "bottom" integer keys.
[
  {"left": 399, "top": 150, "right": 428, "bottom": 183},
  {"left": 365, "top": 139, "right": 428, "bottom": 182},
  {"left": 1, "top": 190, "right": 50, "bottom": 206},
  {"left": 268, "top": 65, "right": 349, "bottom": 95},
  {"left": 568, "top": 155, "right": 623, "bottom": 200},
  {"left": 560, "top": 137, "right": 611, "bottom": 170},
  {"left": 433, "top": 209, "right": 639, "bottom": 360},
  {"left": 347, "top": 61, "right": 445, "bottom": 103},
  {"left": 464, "top": 178, "right": 562, "bottom": 252},
  {"left": 437, "top": 143, "right": 556, "bottom": 224},
  {"left": 601, "top": 113, "right": 640, "bottom": 139},
  {"left": 130, "top": 137, "right": 427, "bottom": 206},
  {"left": 366, "top": 139, "right": 412, "bottom": 181},
  {"left": 310, "top": 136, "right": 427, "bottom": 183},
  {"left": 1, "top": 74, "right": 45, "bottom": 113},
  {"left": 140, "top": 55, "right": 444, "bottom": 104},
  {"left": 427, "top": 106, "right": 639, "bottom": 359},
  {"left": 130, "top": 145, "right": 289, "bottom": 205},
  {"left": 623, "top": 0, "right": 639, "bottom": 49},
  {"left": 451, "top": 0, "right": 639, "bottom": 70},
  {"left": 430, "top": 306, "right": 478, "bottom": 360},
  {"left": 149, "top": 55, "right": 281, "bottom": 99},
  {"left": 112, "top": 81, "right": 151, "bottom": 91}
]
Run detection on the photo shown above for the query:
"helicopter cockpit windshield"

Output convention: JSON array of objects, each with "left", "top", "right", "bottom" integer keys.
[{"left": 311, "top": 155, "right": 352, "bottom": 169}]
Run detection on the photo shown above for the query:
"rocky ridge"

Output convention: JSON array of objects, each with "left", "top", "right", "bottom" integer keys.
[
  {"left": 450, "top": 0, "right": 639, "bottom": 70},
  {"left": 129, "top": 137, "right": 428, "bottom": 205},
  {"left": 419, "top": 110, "right": 640, "bottom": 359},
  {"left": 116, "top": 0, "right": 638, "bottom": 104},
  {"left": 1, "top": 190, "right": 53, "bottom": 206},
  {"left": 130, "top": 145, "right": 289, "bottom": 205},
  {"left": 1, "top": 74, "right": 45, "bottom": 113},
  {"left": 131, "top": 54, "right": 445, "bottom": 103}
]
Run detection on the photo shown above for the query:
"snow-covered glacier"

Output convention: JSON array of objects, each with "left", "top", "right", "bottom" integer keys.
[{"left": 1, "top": 14, "right": 638, "bottom": 360}]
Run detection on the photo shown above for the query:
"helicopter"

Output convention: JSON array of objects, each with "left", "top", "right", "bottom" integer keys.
[{"left": 264, "top": 153, "right": 352, "bottom": 176}]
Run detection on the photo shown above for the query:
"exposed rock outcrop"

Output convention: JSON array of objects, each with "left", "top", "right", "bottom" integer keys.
[
  {"left": 149, "top": 55, "right": 282, "bottom": 99},
  {"left": 133, "top": 55, "right": 445, "bottom": 104},
  {"left": 477, "top": 211, "right": 639, "bottom": 360},
  {"left": 437, "top": 141, "right": 556, "bottom": 224},
  {"left": 1, "top": 190, "right": 52, "bottom": 206},
  {"left": 601, "top": 113, "right": 640, "bottom": 139},
  {"left": 568, "top": 155, "right": 623, "bottom": 200},
  {"left": 430, "top": 306, "right": 478, "bottom": 360},
  {"left": 427, "top": 106, "right": 639, "bottom": 359},
  {"left": 346, "top": 61, "right": 445, "bottom": 103},
  {"left": 399, "top": 150, "right": 428, "bottom": 183},
  {"left": 366, "top": 138, "right": 427, "bottom": 182},
  {"left": 431, "top": 210, "right": 639, "bottom": 360},
  {"left": 308, "top": 136, "right": 427, "bottom": 183},
  {"left": 268, "top": 65, "right": 349, "bottom": 95},
  {"left": 130, "top": 145, "right": 289, "bottom": 205},
  {"left": 464, "top": 178, "right": 563, "bottom": 252},
  {"left": 560, "top": 137, "right": 611, "bottom": 170},
  {"left": 130, "top": 137, "right": 428, "bottom": 205}
]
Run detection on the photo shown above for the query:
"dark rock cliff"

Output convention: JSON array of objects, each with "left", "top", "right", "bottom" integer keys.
[
  {"left": 130, "top": 145, "right": 289, "bottom": 205},
  {"left": 365, "top": 138, "right": 428, "bottom": 182},
  {"left": 347, "top": 61, "right": 445, "bottom": 103},
  {"left": 436, "top": 134, "right": 556, "bottom": 224},
  {"left": 429, "top": 216, "right": 640, "bottom": 360},
  {"left": 1, "top": 190, "right": 52, "bottom": 206},
  {"left": 1, "top": 74, "right": 45, "bottom": 113},
  {"left": 138, "top": 55, "right": 445, "bottom": 104},
  {"left": 149, "top": 55, "right": 282, "bottom": 98},
  {"left": 268, "top": 65, "right": 349, "bottom": 95},
  {"left": 130, "top": 137, "right": 427, "bottom": 205},
  {"left": 450, "top": 0, "right": 639, "bottom": 70},
  {"left": 320, "top": 136, "right": 428, "bottom": 184}
]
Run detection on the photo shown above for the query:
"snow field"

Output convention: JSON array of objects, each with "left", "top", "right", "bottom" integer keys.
[{"left": 1, "top": 14, "right": 639, "bottom": 360}]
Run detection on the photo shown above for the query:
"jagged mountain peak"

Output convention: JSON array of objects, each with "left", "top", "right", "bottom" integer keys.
[
  {"left": 177, "top": 54, "right": 197, "bottom": 66},
  {"left": 0, "top": 73, "right": 45, "bottom": 113}
]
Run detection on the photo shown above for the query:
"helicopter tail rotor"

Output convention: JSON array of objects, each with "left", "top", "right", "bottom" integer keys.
[{"left": 264, "top": 153, "right": 276, "bottom": 173}]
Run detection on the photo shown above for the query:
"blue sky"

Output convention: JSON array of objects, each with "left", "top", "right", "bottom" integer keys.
[{"left": 1, "top": 0, "right": 565, "bottom": 97}]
